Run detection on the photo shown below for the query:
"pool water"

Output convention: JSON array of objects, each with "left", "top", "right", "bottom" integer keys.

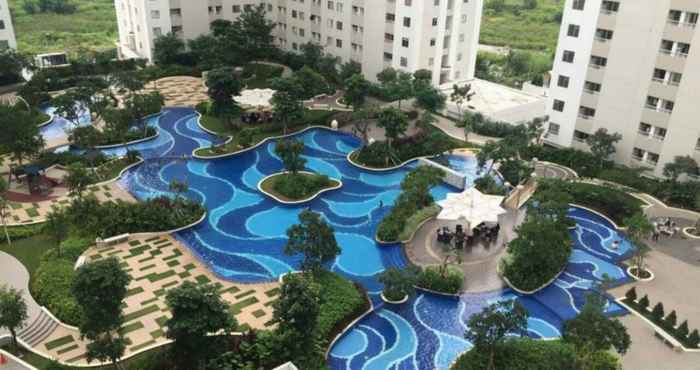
[
  {"left": 40, "top": 105, "right": 91, "bottom": 142},
  {"left": 48, "top": 107, "right": 631, "bottom": 369}
]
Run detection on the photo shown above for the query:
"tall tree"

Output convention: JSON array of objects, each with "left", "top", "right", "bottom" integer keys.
[
  {"left": 414, "top": 85, "right": 446, "bottom": 112},
  {"left": 0, "top": 105, "right": 45, "bottom": 171},
  {"left": 0, "top": 49, "right": 28, "bottom": 86},
  {"left": 124, "top": 91, "right": 165, "bottom": 137},
  {"left": 271, "top": 77, "right": 304, "bottom": 134},
  {"left": 377, "top": 107, "right": 408, "bottom": 149},
  {"left": 153, "top": 33, "right": 186, "bottom": 65},
  {"left": 451, "top": 83, "right": 475, "bottom": 121},
  {"left": 0, "top": 285, "right": 28, "bottom": 352},
  {"left": 274, "top": 139, "right": 306, "bottom": 175},
  {"left": 206, "top": 67, "right": 242, "bottom": 120},
  {"left": 343, "top": 73, "right": 371, "bottom": 109},
  {"left": 166, "top": 281, "right": 236, "bottom": 369},
  {"left": 285, "top": 209, "right": 340, "bottom": 274},
  {"left": 585, "top": 128, "right": 622, "bottom": 166},
  {"left": 378, "top": 266, "right": 419, "bottom": 301},
  {"left": 400, "top": 166, "right": 445, "bottom": 208},
  {"left": 231, "top": 4, "right": 277, "bottom": 64},
  {"left": 44, "top": 206, "right": 69, "bottom": 257},
  {"left": 663, "top": 155, "right": 699, "bottom": 183},
  {"left": 624, "top": 213, "right": 654, "bottom": 277},
  {"left": 464, "top": 300, "right": 528, "bottom": 370},
  {"left": 272, "top": 274, "right": 321, "bottom": 363},
  {"left": 65, "top": 163, "right": 92, "bottom": 198},
  {"left": 351, "top": 107, "right": 375, "bottom": 146},
  {"left": 72, "top": 258, "right": 131, "bottom": 367}
]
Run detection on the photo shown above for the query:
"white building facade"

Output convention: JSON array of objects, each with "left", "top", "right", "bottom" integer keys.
[
  {"left": 114, "top": 0, "right": 483, "bottom": 85},
  {"left": 545, "top": 0, "right": 700, "bottom": 177},
  {"left": 0, "top": 0, "right": 17, "bottom": 50}
]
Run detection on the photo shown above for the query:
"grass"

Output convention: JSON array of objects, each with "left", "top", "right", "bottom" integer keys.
[
  {"left": 480, "top": 0, "right": 563, "bottom": 52},
  {"left": 397, "top": 204, "right": 441, "bottom": 242},
  {"left": 8, "top": 0, "right": 118, "bottom": 56},
  {"left": 0, "top": 233, "right": 58, "bottom": 279},
  {"left": 44, "top": 335, "right": 75, "bottom": 351},
  {"left": 93, "top": 157, "right": 141, "bottom": 183},
  {"left": 260, "top": 172, "right": 340, "bottom": 202}
]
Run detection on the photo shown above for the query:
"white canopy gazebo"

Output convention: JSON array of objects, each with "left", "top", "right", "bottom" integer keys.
[
  {"left": 234, "top": 88, "right": 276, "bottom": 109},
  {"left": 436, "top": 188, "right": 506, "bottom": 228}
]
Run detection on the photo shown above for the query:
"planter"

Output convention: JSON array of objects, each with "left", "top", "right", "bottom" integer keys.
[
  {"left": 258, "top": 171, "right": 342, "bottom": 204},
  {"left": 380, "top": 292, "right": 409, "bottom": 304},
  {"left": 627, "top": 266, "right": 655, "bottom": 282},
  {"left": 682, "top": 227, "right": 700, "bottom": 240}
]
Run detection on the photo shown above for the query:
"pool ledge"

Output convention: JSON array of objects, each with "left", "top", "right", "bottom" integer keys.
[{"left": 257, "top": 171, "right": 343, "bottom": 205}]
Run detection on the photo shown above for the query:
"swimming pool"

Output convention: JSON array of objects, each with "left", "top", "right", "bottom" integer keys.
[
  {"left": 39, "top": 105, "right": 91, "bottom": 142},
  {"left": 48, "top": 107, "right": 631, "bottom": 369}
]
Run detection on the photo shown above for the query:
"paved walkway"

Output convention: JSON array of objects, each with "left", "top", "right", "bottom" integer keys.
[
  {"left": 139, "top": 76, "right": 209, "bottom": 108},
  {"left": 1, "top": 234, "right": 280, "bottom": 366},
  {"left": 404, "top": 209, "right": 525, "bottom": 293}
]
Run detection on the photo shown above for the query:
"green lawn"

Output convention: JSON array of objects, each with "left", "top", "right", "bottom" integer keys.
[
  {"left": 8, "top": 0, "right": 118, "bottom": 56},
  {"left": 0, "top": 233, "right": 57, "bottom": 278},
  {"left": 480, "top": 0, "right": 563, "bottom": 51}
]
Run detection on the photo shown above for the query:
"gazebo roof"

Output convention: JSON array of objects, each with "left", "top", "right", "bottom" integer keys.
[{"left": 436, "top": 188, "right": 506, "bottom": 227}]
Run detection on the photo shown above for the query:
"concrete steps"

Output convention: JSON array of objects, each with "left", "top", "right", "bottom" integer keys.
[{"left": 17, "top": 309, "right": 59, "bottom": 347}]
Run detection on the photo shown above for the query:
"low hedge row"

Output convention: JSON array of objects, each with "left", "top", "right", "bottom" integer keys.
[
  {"left": 451, "top": 339, "right": 578, "bottom": 370},
  {"left": 415, "top": 266, "right": 464, "bottom": 295}
]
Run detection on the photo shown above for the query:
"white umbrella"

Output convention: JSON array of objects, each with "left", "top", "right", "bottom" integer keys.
[{"left": 436, "top": 188, "right": 506, "bottom": 228}]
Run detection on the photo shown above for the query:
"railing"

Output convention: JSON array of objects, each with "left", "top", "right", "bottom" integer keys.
[
  {"left": 584, "top": 88, "right": 599, "bottom": 95},
  {"left": 667, "top": 20, "right": 697, "bottom": 28},
  {"left": 578, "top": 113, "right": 594, "bottom": 120},
  {"left": 589, "top": 63, "right": 605, "bottom": 69}
]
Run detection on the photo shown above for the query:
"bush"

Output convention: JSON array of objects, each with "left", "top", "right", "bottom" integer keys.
[
  {"left": 474, "top": 176, "right": 506, "bottom": 195},
  {"left": 41, "top": 237, "right": 92, "bottom": 263},
  {"left": 355, "top": 127, "right": 461, "bottom": 168},
  {"left": 415, "top": 266, "right": 463, "bottom": 294},
  {"left": 315, "top": 271, "right": 368, "bottom": 344},
  {"left": 4, "top": 224, "right": 44, "bottom": 242},
  {"left": 651, "top": 302, "right": 665, "bottom": 322},
  {"left": 677, "top": 320, "right": 689, "bottom": 338},
  {"left": 452, "top": 339, "right": 577, "bottom": 370},
  {"left": 639, "top": 295, "right": 650, "bottom": 310},
  {"left": 271, "top": 173, "right": 333, "bottom": 200},
  {"left": 664, "top": 310, "right": 677, "bottom": 329},
  {"left": 625, "top": 287, "right": 637, "bottom": 301},
  {"left": 688, "top": 330, "right": 700, "bottom": 348},
  {"left": 32, "top": 259, "right": 81, "bottom": 325},
  {"left": 536, "top": 178, "right": 643, "bottom": 226}
]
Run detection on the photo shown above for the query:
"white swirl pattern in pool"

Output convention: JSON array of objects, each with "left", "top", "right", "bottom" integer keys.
[{"left": 49, "top": 108, "right": 632, "bottom": 370}]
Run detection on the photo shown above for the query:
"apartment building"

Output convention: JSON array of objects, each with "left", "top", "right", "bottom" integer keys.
[
  {"left": 545, "top": 0, "right": 700, "bottom": 177},
  {"left": 114, "top": 0, "right": 483, "bottom": 86},
  {"left": 0, "top": 0, "right": 17, "bottom": 49}
]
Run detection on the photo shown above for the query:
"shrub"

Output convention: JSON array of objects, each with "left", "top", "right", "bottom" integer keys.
[
  {"left": 638, "top": 295, "right": 650, "bottom": 310},
  {"left": 688, "top": 330, "right": 700, "bottom": 348},
  {"left": 474, "top": 176, "right": 506, "bottom": 195},
  {"left": 625, "top": 287, "right": 637, "bottom": 302},
  {"left": 536, "top": 178, "right": 643, "bottom": 226},
  {"left": 651, "top": 302, "right": 665, "bottom": 322},
  {"left": 31, "top": 259, "right": 81, "bottom": 325},
  {"left": 415, "top": 266, "right": 463, "bottom": 294},
  {"left": 451, "top": 339, "right": 577, "bottom": 370},
  {"left": 41, "top": 237, "right": 92, "bottom": 263},
  {"left": 271, "top": 173, "right": 333, "bottom": 200},
  {"left": 315, "top": 271, "right": 368, "bottom": 345},
  {"left": 664, "top": 310, "right": 677, "bottom": 329},
  {"left": 406, "top": 110, "right": 419, "bottom": 120},
  {"left": 677, "top": 320, "right": 690, "bottom": 338}
]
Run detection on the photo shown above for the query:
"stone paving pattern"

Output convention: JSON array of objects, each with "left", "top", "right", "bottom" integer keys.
[{"left": 29, "top": 234, "right": 279, "bottom": 365}]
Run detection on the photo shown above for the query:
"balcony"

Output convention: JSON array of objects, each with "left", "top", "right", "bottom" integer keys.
[{"left": 659, "top": 48, "right": 689, "bottom": 58}]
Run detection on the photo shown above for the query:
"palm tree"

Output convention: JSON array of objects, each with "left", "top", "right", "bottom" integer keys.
[{"left": 624, "top": 213, "right": 654, "bottom": 277}]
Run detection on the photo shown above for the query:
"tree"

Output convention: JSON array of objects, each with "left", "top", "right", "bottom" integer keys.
[
  {"left": 664, "top": 310, "right": 677, "bottom": 329},
  {"left": 351, "top": 107, "right": 375, "bottom": 145},
  {"left": 293, "top": 66, "right": 329, "bottom": 99},
  {"left": 0, "top": 285, "right": 28, "bottom": 351},
  {"left": 585, "top": 128, "right": 622, "bottom": 166},
  {"left": 0, "top": 179, "right": 11, "bottom": 245},
  {"left": 271, "top": 77, "right": 304, "bottom": 134},
  {"left": 451, "top": 84, "right": 475, "bottom": 121},
  {"left": 378, "top": 266, "right": 418, "bottom": 301},
  {"left": 124, "top": 91, "right": 165, "bottom": 137},
  {"left": 166, "top": 281, "right": 236, "bottom": 369},
  {"left": 677, "top": 320, "right": 690, "bottom": 338},
  {"left": 44, "top": 206, "right": 69, "bottom": 257},
  {"left": 651, "top": 302, "right": 665, "bottom": 322},
  {"left": 638, "top": 294, "right": 650, "bottom": 310},
  {"left": 414, "top": 85, "right": 446, "bottom": 112},
  {"left": 169, "top": 179, "right": 189, "bottom": 201},
  {"left": 464, "top": 300, "right": 528, "bottom": 370},
  {"left": 377, "top": 107, "right": 408, "bottom": 149},
  {"left": 0, "top": 105, "right": 45, "bottom": 171},
  {"left": 624, "top": 213, "right": 654, "bottom": 277},
  {"left": 274, "top": 139, "right": 306, "bottom": 175},
  {"left": 153, "top": 33, "right": 186, "bottom": 65},
  {"left": 688, "top": 330, "right": 700, "bottom": 348},
  {"left": 400, "top": 166, "right": 445, "bottom": 208},
  {"left": 65, "top": 163, "right": 92, "bottom": 198},
  {"left": 110, "top": 71, "right": 146, "bottom": 97},
  {"left": 343, "top": 73, "right": 371, "bottom": 109},
  {"left": 339, "top": 60, "right": 362, "bottom": 82},
  {"left": 230, "top": 4, "right": 277, "bottom": 64},
  {"left": 625, "top": 287, "right": 637, "bottom": 302},
  {"left": 0, "top": 49, "right": 28, "bottom": 86},
  {"left": 285, "top": 209, "right": 340, "bottom": 274},
  {"left": 663, "top": 155, "right": 699, "bottom": 183},
  {"left": 74, "top": 77, "right": 112, "bottom": 122},
  {"left": 388, "top": 71, "right": 415, "bottom": 109},
  {"left": 563, "top": 296, "right": 631, "bottom": 368},
  {"left": 272, "top": 274, "right": 321, "bottom": 363},
  {"left": 477, "top": 141, "right": 500, "bottom": 176},
  {"left": 72, "top": 258, "right": 131, "bottom": 366},
  {"left": 206, "top": 67, "right": 242, "bottom": 119},
  {"left": 53, "top": 92, "right": 86, "bottom": 128}
]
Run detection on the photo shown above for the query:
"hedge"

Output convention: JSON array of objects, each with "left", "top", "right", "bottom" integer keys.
[
  {"left": 416, "top": 266, "right": 464, "bottom": 295},
  {"left": 315, "top": 271, "right": 369, "bottom": 345},
  {"left": 32, "top": 259, "right": 82, "bottom": 325},
  {"left": 451, "top": 339, "right": 578, "bottom": 370}
]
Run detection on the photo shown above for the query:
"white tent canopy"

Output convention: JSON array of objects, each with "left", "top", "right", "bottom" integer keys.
[
  {"left": 234, "top": 88, "right": 276, "bottom": 109},
  {"left": 436, "top": 188, "right": 506, "bottom": 228}
]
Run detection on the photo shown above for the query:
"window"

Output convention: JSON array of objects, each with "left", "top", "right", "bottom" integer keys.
[
  {"left": 595, "top": 28, "right": 614, "bottom": 41},
  {"left": 573, "top": 130, "right": 590, "bottom": 142},
  {"left": 632, "top": 147, "right": 645, "bottom": 160},
  {"left": 400, "top": 57, "right": 408, "bottom": 67},
  {"left": 402, "top": 38, "right": 409, "bottom": 47},
  {"left": 151, "top": 10, "right": 160, "bottom": 19},
  {"left": 562, "top": 50, "right": 575, "bottom": 63},
  {"left": 572, "top": 0, "right": 585, "bottom": 10},
  {"left": 589, "top": 55, "right": 607, "bottom": 68},
  {"left": 557, "top": 75, "right": 570, "bottom": 88},
  {"left": 567, "top": 24, "right": 580, "bottom": 37},
  {"left": 548, "top": 123, "right": 560, "bottom": 136},
  {"left": 584, "top": 81, "right": 601, "bottom": 93},
  {"left": 638, "top": 122, "right": 652, "bottom": 135},
  {"left": 403, "top": 17, "right": 411, "bottom": 27},
  {"left": 601, "top": 1, "right": 620, "bottom": 13},
  {"left": 552, "top": 99, "right": 565, "bottom": 112},
  {"left": 578, "top": 106, "right": 596, "bottom": 119}
]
